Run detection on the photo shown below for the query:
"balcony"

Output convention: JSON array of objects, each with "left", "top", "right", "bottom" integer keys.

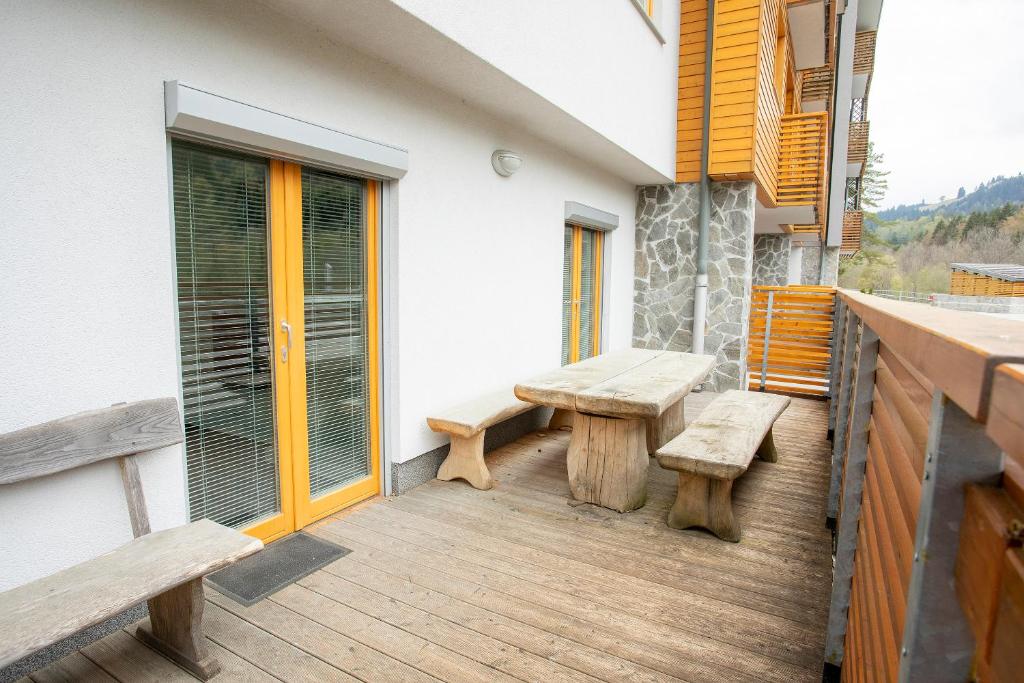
[
  {"left": 841, "top": 209, "right": 863, "bottom": 253},
  {"left": 847, "top": 120, "right": 869, "bottom": 174},
  {"left": 13, "top": 290, "right": 1024, "bottom": 682},
  {"left": 852, "top": 31, "right": 877, "bottom": 98},
  {"left": 22, "top": 391, "right": 838, "bottom": 681},
  {"left": 777, "top": 111, "right": 830, "bottom": 237},
  {"left": 799, "top": 65, "right": 832, "bottom": 113}
]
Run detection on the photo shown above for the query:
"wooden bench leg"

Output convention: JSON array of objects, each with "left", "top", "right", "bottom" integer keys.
[
  {"left": 567, "top": 412, "right": 647, "bottom": 512},
  {"left": 646, "top": 398, "right": 686, "bottom": 454},
  {"left": 666, "top": 471, "right": 741, "bottom": 542},
  {"left": 548, "top": 408, "right": 576, "bottom": 430},
  {"left": 436, "top": 431, "right": 494, "bottom": 490},
  {"left": 757, "top": 427, "right": 779, "bottom": 463},
  {"left": 135, "top": 578, "right": 220, "bottom": 680}
]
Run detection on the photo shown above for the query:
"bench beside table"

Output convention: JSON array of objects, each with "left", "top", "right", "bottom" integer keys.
[
  {"left": 427, "top": 389, "right": 534, "bottom": 490},
  {"left": 515, "top": 350, "right": 714, "bottom": 512},
  {"left": 655, "top": 390, "right": 790, "bottom": 541}
]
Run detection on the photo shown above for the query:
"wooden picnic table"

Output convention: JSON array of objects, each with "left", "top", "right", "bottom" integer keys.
[{"left": 515, "top": 349, "right": 715, "bottom": 512}]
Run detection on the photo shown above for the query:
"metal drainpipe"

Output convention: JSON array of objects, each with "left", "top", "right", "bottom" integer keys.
[
  {"left": 820, "top": 8, "right": 845, "bottom": 284},
  {"left": 692, "top": 0, "right": 715, "bottom": 355}
]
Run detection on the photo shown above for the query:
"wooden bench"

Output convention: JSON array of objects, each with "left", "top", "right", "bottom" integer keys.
[
  {"left": 0, "top": 398, "right": 263, "bottom": 680},
  {"left": 655, "top": 390, "right": 790, "bottom": 541},
  {"left": 426, "top": 389, "right": 534, "bottom": 490}
]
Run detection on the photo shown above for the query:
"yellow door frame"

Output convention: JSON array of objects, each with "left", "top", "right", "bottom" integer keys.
[{"left": 245, "top": 162, "right": 381, "bottom": 543}]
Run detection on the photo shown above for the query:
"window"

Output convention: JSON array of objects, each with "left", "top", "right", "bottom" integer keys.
[
  {"left": 561, "top": 225, "right": 604, "bottom": 365},
  {"left": 850, "top": 98, "right": 866, "bottom": 123},
  {"left": 845, "top": 176, "right": 862, "bottom": 210}
]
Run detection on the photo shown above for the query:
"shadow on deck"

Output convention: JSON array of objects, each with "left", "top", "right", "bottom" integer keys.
[{"left": 23, "top": 393, "right": 833, "bottom": 682}]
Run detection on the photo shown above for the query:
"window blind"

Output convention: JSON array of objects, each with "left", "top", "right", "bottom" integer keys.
[
  {"left": 561, "top": 226, "right": 573, "bottom": 365},
  {"left": 578, "top": 228, "right": 597, "bottom": 361},
  {"left": 301, "top": 167, "right": 371, "bottom": 496},
  {"left": 173, "top": 141, "right": 281, "bottom": 529}
]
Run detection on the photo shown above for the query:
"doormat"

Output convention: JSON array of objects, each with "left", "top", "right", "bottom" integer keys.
[{"left": 207, "top": 532, "right": 351, "bottom": 606}]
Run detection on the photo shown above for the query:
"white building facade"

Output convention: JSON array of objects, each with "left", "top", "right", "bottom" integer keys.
[{"left": 0, "top": 0, "right": 681, "bottom": 589}]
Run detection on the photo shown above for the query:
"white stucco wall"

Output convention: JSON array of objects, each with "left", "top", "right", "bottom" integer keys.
[
  {"left": 386, "top": 0, "right": 680, "bottom": 178},
  {"left": 788, "top": 245, "right": 805, "bottom": 284},
  {"left": 0, "top": 0, "right": 641, "bottom": 588}
]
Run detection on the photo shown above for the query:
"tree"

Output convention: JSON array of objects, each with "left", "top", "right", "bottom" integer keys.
[
  {"left": 859, "top": 142, "right": 890, "bottom": 237},
  {"left": 957, "top": 186, "right": 966, "bottom": 199}
]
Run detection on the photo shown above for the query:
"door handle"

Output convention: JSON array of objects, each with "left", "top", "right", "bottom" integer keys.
[{"left": 280, "top": 320, "right": 292, "bottom": 362}]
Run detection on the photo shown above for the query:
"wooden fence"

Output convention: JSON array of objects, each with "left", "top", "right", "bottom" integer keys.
[
  {"left": 823, "top": 290, "right": 1024, "bottom": 681},
  {"left": 747, "top": 285, "right": 836, "bottom": 397}
]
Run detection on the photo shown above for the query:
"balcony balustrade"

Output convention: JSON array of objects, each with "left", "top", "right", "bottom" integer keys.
[
  {"left": 841, "top": 210, "right": 863, "bottom": 253},
  {"left": 847, "top": 120, "right": 869, "bottom": 167},
  {"left": 778, "top": 111, "right": 829, "bottom": 237}
]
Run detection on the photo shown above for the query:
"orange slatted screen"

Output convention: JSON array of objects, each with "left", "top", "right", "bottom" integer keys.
[{"left": 747, "top": 285, "right": 835, "bottom": 396}]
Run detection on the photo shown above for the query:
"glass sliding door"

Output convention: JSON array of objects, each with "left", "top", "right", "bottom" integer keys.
[
  {"left": 172, "top": 140, "right": 380, "bottom": 542},
  {"left": 293, "top": 168, "right": 379, "bottom": 523},
  {"left": 560, "top": 224, "right": 603, "bottom": 365},
  {"left": 173, "top": 142, "right": 281, "bottom": 530}
]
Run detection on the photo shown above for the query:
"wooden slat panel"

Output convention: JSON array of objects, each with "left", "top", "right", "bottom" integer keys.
[
  {"left": 747, "top": 285, "right": 835, "bottom": 396},
  {"left": 955, "top": 485, "right": 1023, "bottom": 667},
  {"left": 848, "top": 122, "right": 869, "bottom": 166},
  {"left": 987, "top": 549, "right": 1024, "bottom": 682},
  {"left": 0, "top": 398, "right": 183, "bottom": 485},
  {"left": 987, "top": 364, "right": 1024, "bottom": 508},
  {"left": 677, "top": 0, "right": 710, "bottom": 183},
  {"left": 841, "top": 211, "right": 863, "bottom": 253},
  {"left": 777, "top": 111, "right": 829, "bottom": 237}
]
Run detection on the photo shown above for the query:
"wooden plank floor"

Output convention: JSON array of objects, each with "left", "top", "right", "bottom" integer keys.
[{"left": 22, "top": 393, "right": 833, "bottom": 682}]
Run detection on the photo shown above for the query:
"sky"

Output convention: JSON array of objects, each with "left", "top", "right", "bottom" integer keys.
[{"left": 869, "top": 0, "right": 1024, "bottom": 208}]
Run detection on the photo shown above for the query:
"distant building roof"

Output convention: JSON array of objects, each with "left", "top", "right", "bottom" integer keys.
[{"left": 950, "top": 263, "right": 1024, "bottom": 282}]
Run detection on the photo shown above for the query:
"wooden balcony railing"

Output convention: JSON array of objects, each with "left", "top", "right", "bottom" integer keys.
[
  {"left": 823, "top": 291, "right": 1024, "bottom": 681},
  {"left": 853, "top": 31, "right": 877, "bottom": 77},
  {"left": 777, "top": 111, "right": 829, "bottom": 235},
  {"left": 847, "top": 120, "right": 869, "bottom": 167},
  {"left": 841, "top": 210, "right": 863, "bottom": 253},
  {"left": 799, "top": 65, "right": 833, "bottom": 109}
]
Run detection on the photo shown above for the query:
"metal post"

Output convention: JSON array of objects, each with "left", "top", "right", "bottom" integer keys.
[
  {"left": 824, "top": 321, "right": 879, "bottom": 667},
  {"left": 827, "top": 307, "right": 858, "bottom": 521},
  {"left": 898, "top": 393, "right": 1004, "bottom": 682},
  {"left": 758, "top": 290, "right": 775, "bottom": 391},
  {"left": 827, "top": 296, "right": 846, "bottom": 434}
]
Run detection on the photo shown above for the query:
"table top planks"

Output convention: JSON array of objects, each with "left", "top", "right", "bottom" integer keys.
[
  {"left": 576, "top": 351, "right": 715, "bottom": 419},
  {"left": 515, "top": 349, "right": 715, "bottom": 418}
]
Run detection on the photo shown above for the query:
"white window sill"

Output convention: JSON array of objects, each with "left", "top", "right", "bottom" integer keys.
[{"left": 630, "top": 0, "right": 666, "bottom": 44}]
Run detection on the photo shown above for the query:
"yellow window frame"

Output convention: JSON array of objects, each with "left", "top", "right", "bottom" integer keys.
[{"left": 566, "top": 225, "right": 604, "bottom": 364}]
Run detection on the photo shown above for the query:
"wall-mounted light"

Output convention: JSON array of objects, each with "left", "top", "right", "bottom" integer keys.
[{"left": 491, "top": 149, "right": 522, "bottom": 177}]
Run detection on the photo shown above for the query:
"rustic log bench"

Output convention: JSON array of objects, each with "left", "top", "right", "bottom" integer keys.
[
  {"left": 655, "top": 390, "right": 790, "bottom": 541},
  {"left": 0, "top": 398, "right": 263, "bottom": 680},
  {"left": 426, "top": 389, "right": 534, "bottom": 490}
]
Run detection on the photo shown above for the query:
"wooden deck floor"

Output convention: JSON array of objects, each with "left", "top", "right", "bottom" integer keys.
[{"left": 22, "top": 393, "right": 834, "bottom": 683}]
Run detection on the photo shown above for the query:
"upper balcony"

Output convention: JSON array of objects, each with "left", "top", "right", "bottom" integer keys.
[
  {"left": 847, "top": 120, "right": 869, "bottom": 176},
  {"left": 799, "top": 65, "right": 832, "bottom": 113},
  {"left": 852, "top": 31, "right": 877, "bottom": 98},
  {"left": 776, "top": 111, "right": 830, "bottom": 237},
  {"left": 841, "top": 210, "right": 863, "bottom": 253}
]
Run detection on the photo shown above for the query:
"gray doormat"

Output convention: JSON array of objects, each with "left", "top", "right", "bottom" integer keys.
[{"left": 207, "top": 532, "right": 350, "bottom": 606}]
